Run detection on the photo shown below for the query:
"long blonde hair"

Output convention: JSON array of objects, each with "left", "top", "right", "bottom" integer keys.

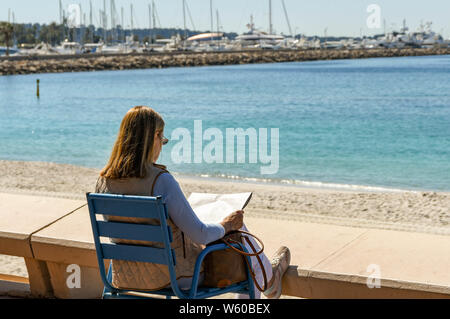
[{"left": 100, "top": 106, "right": 165, "bottom": 179}]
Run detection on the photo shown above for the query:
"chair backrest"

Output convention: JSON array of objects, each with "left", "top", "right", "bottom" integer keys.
[{"left": 86, "top": 193, "right": 177, "bottom": 292}]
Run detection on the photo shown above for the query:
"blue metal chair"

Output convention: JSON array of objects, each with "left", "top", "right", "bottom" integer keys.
[{"left": 86, "top": 193, "right": 255, "bottom": 299}]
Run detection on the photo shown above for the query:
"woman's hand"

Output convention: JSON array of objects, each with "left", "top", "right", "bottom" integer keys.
[{"left": 220, "top": 210, "right": 244, "bottom": 234}]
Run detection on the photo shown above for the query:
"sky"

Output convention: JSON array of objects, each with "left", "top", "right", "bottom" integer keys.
[{"left": 1, "top": 0, "right": 449, "bottom": 38}]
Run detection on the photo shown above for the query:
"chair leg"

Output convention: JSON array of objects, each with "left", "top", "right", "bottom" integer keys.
[{"left": 247, "top": 277, "right": 256, "bottom": 299}]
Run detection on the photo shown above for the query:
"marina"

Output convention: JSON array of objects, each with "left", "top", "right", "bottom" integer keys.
[
  {"left": 2, "top": 46, "right": 450, "bottom": 76},
  {"left": 1, "top": 1, "right": 449, "bottom": 58}
]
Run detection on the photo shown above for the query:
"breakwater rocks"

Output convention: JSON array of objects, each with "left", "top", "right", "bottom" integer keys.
[{"left": 1, "top": 48, "right": 450, "bottom": 76}]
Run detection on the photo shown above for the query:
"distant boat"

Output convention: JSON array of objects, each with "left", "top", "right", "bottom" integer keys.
[
  {"left": 152, "top": 35, "right": 182, "bottom": 52},
  {"left": 372, "top": 21, "right": 446, "bottom": 49},
  {"left": 100, "top": 36, "right": 143, "bottom": 54},
  {"left": 236, "top": 32, "right": 284, "bottom": 42},
  {"left": 100, "top": 43, "right": 124, "bottom": 54},
  {"left": 186, "top": 33, "right": 229, "bottom": 51},
  {"left": 55, "top": 40, "right": 83, "bottom": 55},
  {"left": 236, "top": 15, "right": 284, "bottom": 49},
  {"left": 83, "top": 43, "right": 103, "bottom": 54},
  {"left": 0, "top": 46, "right": 19, "bottom": 56},
  {"left": 420, "top": 32, "right": 445, "bottom": 48},
  {"left": 294, "top": 36, "right": 320, "bottom": 49},
  {"left": 187, "top": 32, "right": 223, "bottom": 42},
  {"left": 16, "top": 42, "right": 58, "bottom": 56}
]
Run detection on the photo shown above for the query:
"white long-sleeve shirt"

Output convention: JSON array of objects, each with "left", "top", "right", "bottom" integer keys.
[{"left": 152, "top": 172, "right": 225, "bottom": 245}]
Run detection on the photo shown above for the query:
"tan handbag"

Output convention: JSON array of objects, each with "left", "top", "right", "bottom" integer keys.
[{"left": 202, "top": 230, "right": 268, "bottom": 292}]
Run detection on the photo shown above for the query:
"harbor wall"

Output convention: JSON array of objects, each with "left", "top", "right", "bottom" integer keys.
[{"left": 1, "top": 48, "right": 450, "bottom": 75}]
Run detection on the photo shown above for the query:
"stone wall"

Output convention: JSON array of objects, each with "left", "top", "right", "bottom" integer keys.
[{"left": 1, "top": 48, "right": 449, "bottom": 76}]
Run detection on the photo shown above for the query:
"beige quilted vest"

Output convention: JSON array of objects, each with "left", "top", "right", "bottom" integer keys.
[{"left": 95, "top": 163, "right": 204, "bottom": 291}]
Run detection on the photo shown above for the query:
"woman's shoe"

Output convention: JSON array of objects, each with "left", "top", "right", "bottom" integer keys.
[{"left": 263, "top": 246, "right": 291, "bottom": 299}]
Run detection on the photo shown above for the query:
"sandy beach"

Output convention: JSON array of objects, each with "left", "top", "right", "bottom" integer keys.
[{"left": 1, "top": 159, "right": 449, "bottom": 278}]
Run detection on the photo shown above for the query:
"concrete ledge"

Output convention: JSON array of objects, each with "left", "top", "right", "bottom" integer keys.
[
  {"left": 31, "top": 240, "right": 98, "bottom": 268},
  {"left": 2, "top": 193, "right": 449, "bottom": 299},
  {"left": 31, "top": 205, "right": 98, "bottom": 268},
  {"left": 31, "top": 205, "right": 108, "bottom": 298},
  {"left": 0, "top": 274, "right": 31, "bottom": 298},
  {"left": 0, "top": 193, "right": 85, "bottom": 257},
  {"left": 282, "top": 266, "right": 450, "bottom": 299},
  {"left": 45, "top": 261, "right": 106, "bottom": 299},
  {"left": 0, "top": 193, "right": 85, "bottom": 297}
]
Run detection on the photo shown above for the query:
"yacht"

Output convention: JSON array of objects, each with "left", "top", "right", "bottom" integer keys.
[
  {"left": 83, "top": 42, "right": 104, "bottom": 54},
  {"left": 377, "top": 21, "right": 445, "bottom": 49},
  {"left": 18, "top": 42, "right": 59, "bottom": 56},
  {"left": 419, "top": 28, "right": 446, "bottom": 48},
  {"left": 55, "top": 40, "right": 83, "bottom": 55},
  {"left": 235, "top": 16, "right": 284, "bottom": 49},
  {"left": 187, "top": 32, "right": 224, "bottom": 42},
  {"left": 186, "top": 32, "right": 227, "bottom": 51},
  {"left": 323, "top": 40, "right": 346, "bottom": 49},
  {"left": 100, "top": 44, "right": 125, "bottom": 54},
  {"left": 101, "top": 36, "right": 143, "bottom": 54},
  {"left": 294, "top": 36, "right": 321, "bottom": 49},
  {"left": 153, "top": 35, "right": 182, "bottom": 52}
]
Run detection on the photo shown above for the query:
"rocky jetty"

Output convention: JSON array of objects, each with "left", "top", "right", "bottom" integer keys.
[{"left": 1, "top": 48, "right": 449, "bottom": 76}]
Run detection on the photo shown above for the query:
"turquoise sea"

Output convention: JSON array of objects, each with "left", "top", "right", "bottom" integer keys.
[{"left": 0, "top": 55, "right": 449, "bottom": 192}]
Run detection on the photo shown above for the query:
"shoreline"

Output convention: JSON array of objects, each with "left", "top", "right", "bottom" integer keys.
[
  {"left": 0, "top": 160, "right": 449, "bottom": 236},
  {"left": 1, "top": 159, "right": 447, "bottom": 195},
  {"left": 171, "top": 172, "right": 434, "bottom": 194},
  {"left": 1, "top": 48, "right": 450, "bottom": 76}
]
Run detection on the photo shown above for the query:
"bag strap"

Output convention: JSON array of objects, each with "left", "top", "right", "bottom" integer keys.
[
  {"left": 241, "top": 235, "right": 268, "bottom": 292},
  {"left": 151, "top": 169, "right": 169, "bottom": 196},
  {"left": 220, "top": 230, "right": 268, "bottom": 292},
  {"left": 221, "top": 230, "right": 264, "bottom": 256}
]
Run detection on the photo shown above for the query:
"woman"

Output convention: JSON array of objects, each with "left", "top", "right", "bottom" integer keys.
[{"left": 95, "top": 106, "right": 290, "bottom": 299}]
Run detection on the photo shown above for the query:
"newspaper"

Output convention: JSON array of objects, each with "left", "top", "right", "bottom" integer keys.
[{"left": 188, "top": 192, "right": 252, "bottom": 224}]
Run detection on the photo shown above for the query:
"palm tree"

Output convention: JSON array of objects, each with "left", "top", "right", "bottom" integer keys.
[{"left": 0, "top": 22, "right": 14, "bottom": 56}]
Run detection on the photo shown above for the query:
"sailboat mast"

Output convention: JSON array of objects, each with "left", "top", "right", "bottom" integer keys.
[
  {"left": 152, "top": 0, "right": 156, "bottom": 42},
  {"left": 79, "top": 4, "right": 83, "bottom": 44},
  {"left": 12, "top": 11, "right": 16, "bottom": 47},
  {"left": 148, "top": 3, "right": 152, "bottom": 43},
  {"left": 89, "top": 0, "right": 93, "bottom": 42},
  {"left": 210, "top": 0, "right": 213, "bottom": 42},
  {"left": 110, "top": 0, "right": 115, "bottom": 42},
  {"left": 183, "top": 0, "right": 187, "bottom": 39},
  {"left": 59, "top": 0, "right": 63, "bottom": 24},
  {"left": 216, "top": 9, "right": 220, "bottom": 45},
  {"left": 103, "top": 0, "right": 107, "bottom": 43},
  {"left": 281, "top": 0, "right": 292, "bottom": 36},
  {"left": 121, "top": 6, "right": 124, "bottom": 42},
  {"left": 130, "top": 3, "right": 134, "bottom": 37},
  {"left": 59, "top": 0, "right": 64, "bottom": 43},
  {"left": 210, "top": 0, "right": 213, "bottom": 31},
  {"left": 269, "top": 0, "right": 272, "bottom": 34},
  {"left": 216, "top": 10, "right": 219, "bottom": 34},
  {"left": 89, "top": 0, "right": 93, "bottom": 26}
]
